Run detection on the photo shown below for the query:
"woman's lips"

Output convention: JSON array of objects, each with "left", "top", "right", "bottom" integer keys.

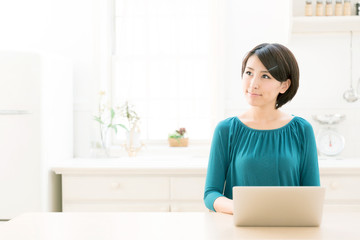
[{"left": 247, "top": 91, "right": 261, "bottom": 96}]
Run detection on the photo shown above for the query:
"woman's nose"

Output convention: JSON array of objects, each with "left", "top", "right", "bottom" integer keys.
[{"left": 249, "top": 76, "right": 260, "bottom": 89}]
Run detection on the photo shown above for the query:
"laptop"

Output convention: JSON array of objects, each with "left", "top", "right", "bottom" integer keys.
[{"left": 233, "top": 186, "right": 325, "bottom": 227}]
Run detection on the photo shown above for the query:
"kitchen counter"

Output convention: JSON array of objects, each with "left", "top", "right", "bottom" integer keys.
[
  {"left": 53, "top": 158, "right": 360, "bottom": 212},
  {"left": 1, "top": 205, "right": 360, "bottom": 239}
]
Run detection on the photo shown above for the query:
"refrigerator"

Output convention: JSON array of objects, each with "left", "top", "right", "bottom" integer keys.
[{"left": 0, "top": 51, "right": 73, "bottom": 220}]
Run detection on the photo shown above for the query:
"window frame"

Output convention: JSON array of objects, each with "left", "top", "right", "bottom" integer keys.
[{"left": 106, "top": 0, "right": 224, "bottom": 147}]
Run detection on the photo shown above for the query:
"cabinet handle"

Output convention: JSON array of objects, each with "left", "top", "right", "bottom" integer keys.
[
  {"left": 111, "top": 182, "right": 121, "bottom": 189},
  {"left": 0, "top": 110, "right": 31, "bottom": 115}
]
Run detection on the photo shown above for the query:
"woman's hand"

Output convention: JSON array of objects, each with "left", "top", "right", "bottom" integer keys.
[{"left": 213, "top": 197, "right": 234, "bottom": 215}]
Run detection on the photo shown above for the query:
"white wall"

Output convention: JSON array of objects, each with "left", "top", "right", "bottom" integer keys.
[
  {"left": 0, "top": 0, "right": 48, "bottom": 51},
  {"left": 46, "top": 0, "right": 107, "bottom": 157},
  {"left": 287, "top": 32, "right": 360, "bottom": 158},
  {"left": 220, "top": 0, "right": 291, "bottom": 113}
]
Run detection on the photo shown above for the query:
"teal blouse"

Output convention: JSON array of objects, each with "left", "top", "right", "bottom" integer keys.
[{"left": 204, "top": 116, "right": 320, "bottom": 212}]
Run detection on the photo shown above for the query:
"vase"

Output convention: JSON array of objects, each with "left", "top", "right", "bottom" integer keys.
[
  {"left": 124, "top": 128, "right": 143, "bottom": 157},
  {"left": 98, "top": 128, "right": 110, "bottom": 157},
  {"left": 90, "top": 140, "right": 110, "bottom": 158},
  {"left": 168, "top": 137, "right": 189, "bottom": 147}
]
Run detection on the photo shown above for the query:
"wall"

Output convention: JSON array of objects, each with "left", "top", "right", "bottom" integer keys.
[
  {"left": 46, "top": 0, "right": 108, "bottom": 158},
  {"left": 287, "top": 33, "right": 360, "bottom": 159}
]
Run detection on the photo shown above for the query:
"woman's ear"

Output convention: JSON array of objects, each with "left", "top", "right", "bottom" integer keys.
[{"left": 280, "top": 79, "right": 291, "bottom": 94}]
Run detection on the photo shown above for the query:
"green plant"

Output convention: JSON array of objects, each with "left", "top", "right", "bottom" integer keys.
[
  {"left": 93, "top": 92, "right": 127, "bottom": 150},
  {"left": 168, "top": 128, "right": 187, "bottom": 139},
  {"left": 119, "top": 101, "right": 140, "bottom": 132}
]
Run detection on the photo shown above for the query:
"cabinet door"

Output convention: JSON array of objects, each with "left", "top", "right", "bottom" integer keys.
[
  {"left": 170, "top": 177, "right": 205, "bottom": 200},
  {"left": 321, "top": 175, "right": 360, "bottom": 204},
  {"left": 169, "top": 177, "right": 207, "bottom": 212},
  {"left": 62, "top": 175, "right": 170, "bottom": 201}
]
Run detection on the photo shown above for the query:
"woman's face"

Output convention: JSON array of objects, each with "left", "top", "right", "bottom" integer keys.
[{"left": 242, "top": 55, "right": 290, "bottom": 109}]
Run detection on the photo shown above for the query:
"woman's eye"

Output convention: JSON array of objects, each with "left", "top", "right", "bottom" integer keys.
[
  {"left": 262, "top": 74, "right": 271, "bottom": 79},
  {"left": 245, "top": 71, "right": 252, "bottom": 76}
]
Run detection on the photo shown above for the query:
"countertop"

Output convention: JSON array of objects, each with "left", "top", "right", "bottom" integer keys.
[
  {"left": 1, "top": 205, "right": 360, "bottom": 240},
  {"left": 52, "top": 157, "right": 360, "bottom": 175}
]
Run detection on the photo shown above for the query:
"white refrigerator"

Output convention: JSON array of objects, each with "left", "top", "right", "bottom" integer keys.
[{"left": 0, "top": 51, "right": 73, "bottom": 219}]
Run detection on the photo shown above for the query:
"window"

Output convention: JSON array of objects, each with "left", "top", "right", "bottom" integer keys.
[{"left": 111, "top": 0, "right": 219, "bottom": 144}]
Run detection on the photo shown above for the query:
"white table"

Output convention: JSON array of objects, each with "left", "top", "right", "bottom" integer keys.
[{"left": 0, "top": 205, "right": 359, "bottom": 240}]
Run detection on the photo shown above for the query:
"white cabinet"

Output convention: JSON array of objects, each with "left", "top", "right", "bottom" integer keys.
[
  {"left": 170, "top": 177, "right": 207, "bottom": 212},
  {"left": 320, "top": 160, "right": 360, "bottom": 205},
  {"left": 54, "top": 159, "right": 360, "bottom": 212},
  {"left": 320, "top": 174, "right": 360, "bottom": 204},
  {"left": 54, "top": 158, "right": 208, "bottom": 212},
  {"left": 62, "top": 175, "right": 171, "bottom": 212},
  {"left": 61, "top": 174, "right": 207, "bottom": 212},
  {"left": 63, "top": 176, "right": 170, "bottom": 201},
  {"left": 321, "top": 175, "right": 360, "bottom": 203}
]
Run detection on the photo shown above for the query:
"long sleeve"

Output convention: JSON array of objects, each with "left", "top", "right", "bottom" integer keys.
[
  {"left": 203, "top": 116, "right": 321, "bottom": 212},
  {"left": 299, "top": 121, "right": 320, "bottom": 186},
  {"left": 204, "top": 120, "right": 231, "bottom": 212}
]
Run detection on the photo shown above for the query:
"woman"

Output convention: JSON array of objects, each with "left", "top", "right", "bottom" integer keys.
[{"left": 203, "top": 43, "right": 320, "bottom": 214}]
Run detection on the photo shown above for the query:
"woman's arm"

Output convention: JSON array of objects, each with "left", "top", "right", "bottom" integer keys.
[
  {"left": 204, "top": 120, "right": 231, "bottom": 212},
  {"left": 300, "top": 120, "right": 320, "bottom": 186},
  {"left": 213, "top": 197, "right": 233, "bottom": 215}
]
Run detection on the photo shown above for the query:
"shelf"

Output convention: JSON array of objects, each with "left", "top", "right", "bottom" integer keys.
[{"left": 292, "top": 16, "right": 360, "bottom": 33}]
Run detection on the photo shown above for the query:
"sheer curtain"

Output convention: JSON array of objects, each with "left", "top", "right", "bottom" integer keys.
[{"left": 111, "top": 0, "right": 220, "bottom": 143}]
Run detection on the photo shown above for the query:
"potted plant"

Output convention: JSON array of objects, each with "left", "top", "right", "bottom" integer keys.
[{"left": 168, "top": 128, "right": 188, "bottom": 147}]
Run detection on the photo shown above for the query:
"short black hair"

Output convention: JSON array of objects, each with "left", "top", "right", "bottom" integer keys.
[{"left": 241, "top": 43, "right": 299, "bottom": 109}]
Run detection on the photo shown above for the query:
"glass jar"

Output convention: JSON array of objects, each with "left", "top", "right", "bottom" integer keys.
[
  {"left": 343, "top": 0, "right": 351, "bottom": 15},
  {"left": 305, "top": 0, "right": 313, "bottom": 16},
  {"left": 335, "top": 0, "right": 343, "bottom": 16},
  {"left": 326, "top": 0, "right": 333, "bottom": 16},
  {"left": 316, "top": 0, "right": 324, "bottom": 16}
]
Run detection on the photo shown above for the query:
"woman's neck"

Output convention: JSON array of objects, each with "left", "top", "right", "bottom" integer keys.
[
  {"left": 238, "top": 107, "right": 293, "bottom": 130},
  {"left": 246, "top": 107, "right": 281, "bottom": 122}
]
